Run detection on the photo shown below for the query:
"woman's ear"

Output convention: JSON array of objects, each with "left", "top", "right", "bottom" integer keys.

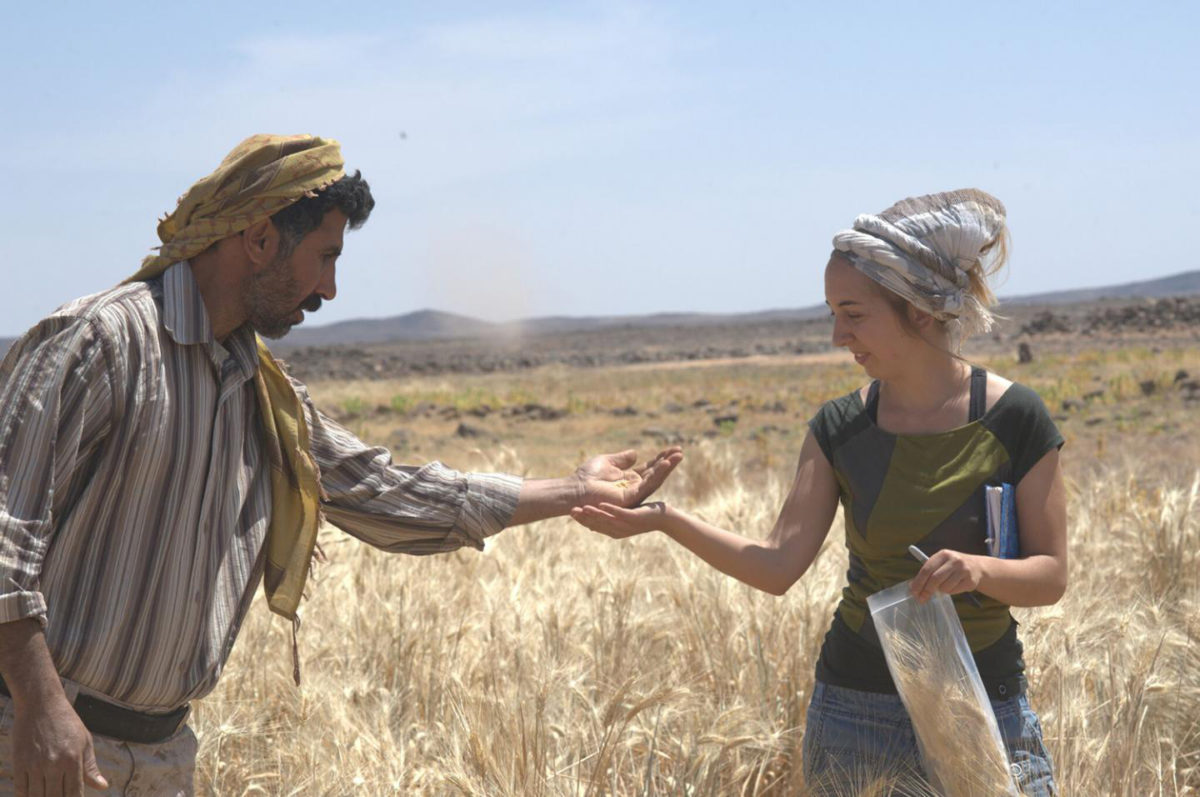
[
  {"left": 906, "top": 303, "right": 937, "bottom": 332},
  {"left": 241, "top": 219, "right": 281, "bottom": 271}
]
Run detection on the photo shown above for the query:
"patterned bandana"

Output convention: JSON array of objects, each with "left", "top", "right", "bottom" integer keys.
[
  {"left": 130, "top": 134, "right": 344, "bottom": 279},
  {"left": 126, "top": 135, "right": 344, "bottom": 677},
  {"left": 831, "top": 189, "right": 1006, "bottom": 338}
]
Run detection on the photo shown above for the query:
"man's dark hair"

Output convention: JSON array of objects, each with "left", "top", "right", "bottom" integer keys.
[{"left": 270, "top": 170, "right": 374, "bottom": 255}]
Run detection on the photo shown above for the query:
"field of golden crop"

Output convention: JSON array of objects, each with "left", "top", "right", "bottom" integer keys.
[{"left": 193, "top": 344, "right": 1200, "bottom": 795}]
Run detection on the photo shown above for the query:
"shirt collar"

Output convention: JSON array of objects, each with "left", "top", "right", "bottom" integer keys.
[
  {"left": 160, "top": 262, "right": 259, "bottom": 378},
  {"left": 161, "top": 262, "right": 212, "bottom": 346}
]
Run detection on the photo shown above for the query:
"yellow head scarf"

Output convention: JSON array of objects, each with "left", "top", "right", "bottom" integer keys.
[{"left": 127, "top": 135, "right": 344, "bottom": 674}]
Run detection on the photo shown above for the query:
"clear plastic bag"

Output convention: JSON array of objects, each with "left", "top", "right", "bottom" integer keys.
[{"left": 867, "top": 581, "right": 1020, "bottom": 797}]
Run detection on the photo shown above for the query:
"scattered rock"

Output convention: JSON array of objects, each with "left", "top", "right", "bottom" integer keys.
[
  {"left": 1084, "top": 417, "right": 1105, "bottom": 426},
  {"left": 642, "top": 427, "right": 686, "bottom": 445},
  {"left": 610, "top": 406, "right": 639, "bottom": 417},
  {"left": 1139, "top": 380, "right": 1157, "bottom": 396},
  {"left": 1019, "top": 312, "right": 1072, "bottom": 336},
  {"left": 455, "top": 422, "right": 486, "bottom": 438},
  {"left": 505, "top": 403, "right": 565, "bottom": 421},
  {"left": 1082, "top": 297, "right": 1200, "bottom": 335},
  {"left": 1174, "top": 369, "right": 1190, "bottom": 383},
  {"left": 1179, "top": 380, "right": 1200, "bottom": 401},
  {"left": 1017, "top": 342, "right": 1034, "bottom": 364},
  {"left": 1083, "top": 389, "right": 1105, "bottom": 401},
  {"left": 1061, "top": 398, "right": 1084, "bottom": 412},
  {"left": 713, "top": 413, "right": 739, "bottom": 427},
  {"left": 663, "top": 402, "right": 685, "bottom": 414}
]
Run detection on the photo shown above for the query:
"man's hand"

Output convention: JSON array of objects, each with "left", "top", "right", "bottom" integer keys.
[
  {"left": 574, "top": 447, "right": 683, "bottom": 508},
  {"left": 508, "top": 447, "right": 682, "bottom": 527},
  {"left": 1, "top": 619, "right": 107, "bottom": 797},
  {"left": 11, "top": 694, "right": 107, "bottom": 797}
]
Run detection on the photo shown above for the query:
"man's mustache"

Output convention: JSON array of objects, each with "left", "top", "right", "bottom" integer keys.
[{"left": 300, "top": 294, "right": 323, "bottom": 313}]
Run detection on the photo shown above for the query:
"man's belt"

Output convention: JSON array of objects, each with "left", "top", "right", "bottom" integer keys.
[{"left": 0, "top": 674, "right": 190, "bottom": 744}]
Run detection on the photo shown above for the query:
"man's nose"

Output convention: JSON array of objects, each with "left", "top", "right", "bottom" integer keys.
[{"left": 318, "top": 264, "right": 337, "bottom": 301}]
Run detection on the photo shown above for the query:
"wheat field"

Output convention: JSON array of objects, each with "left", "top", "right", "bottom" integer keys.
[{"left": 192, "top": 346, "right": 1200, "bottom": 795}]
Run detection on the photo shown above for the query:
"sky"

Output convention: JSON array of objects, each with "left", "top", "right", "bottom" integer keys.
[{"left": 1, "top": 1, "right": 1197, "bottom": 335}]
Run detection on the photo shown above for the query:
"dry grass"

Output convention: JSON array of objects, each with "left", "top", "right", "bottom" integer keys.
[{"left": 192, "top": 347, "right": 1200, "bottom": 795}]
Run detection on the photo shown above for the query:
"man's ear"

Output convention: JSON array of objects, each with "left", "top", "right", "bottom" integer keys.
[{"left": 241, "top": 219, "right": 280, "bottom": 271}]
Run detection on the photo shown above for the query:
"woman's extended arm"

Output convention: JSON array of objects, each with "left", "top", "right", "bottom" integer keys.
[
  {"left": 910, "top": 447, "right": 1068, "bottom": 607},
  {"left": 571, "top": 432, "right": 841, "bottom": 595}
]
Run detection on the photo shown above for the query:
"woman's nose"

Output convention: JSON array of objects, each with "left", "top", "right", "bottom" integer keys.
[{"left": 831, "top": 316, "right": 851, "bottom": 347}]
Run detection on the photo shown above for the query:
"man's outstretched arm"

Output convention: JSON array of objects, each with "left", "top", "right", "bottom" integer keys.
[
  {"left": 291, "top": 376, "right": 682, "bottom": 552},
  {"left": 508, "top": 448, "right": 683, "bottom": 526}
]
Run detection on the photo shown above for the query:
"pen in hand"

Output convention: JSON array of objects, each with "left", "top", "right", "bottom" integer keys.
[{"left": 907, "top": 545, "right": 984, "bottom": 609}]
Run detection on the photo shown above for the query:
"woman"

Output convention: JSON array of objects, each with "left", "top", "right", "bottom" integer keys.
[{"left": 572, "top": 189, "right": 1065, "bottom": 796}]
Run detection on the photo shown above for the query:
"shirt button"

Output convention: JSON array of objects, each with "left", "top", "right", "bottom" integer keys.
[{"left": 998, "top": 684, "right": 1007, "bottom": 696}]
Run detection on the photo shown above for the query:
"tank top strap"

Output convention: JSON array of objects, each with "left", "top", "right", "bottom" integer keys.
[
  {"left": 868, "top": 368, "right": 985, "bottom": 424},
  {"left": 865, "top": 380, "right": 881, "bottom": 423},
  {"left": 968, "top": 365, "right": 988, "bottom": 422}
]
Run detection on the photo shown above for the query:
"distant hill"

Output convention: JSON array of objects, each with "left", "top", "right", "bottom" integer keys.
[
  {"left": 1001, "top": 270, "right": 1200, "bottom": 306},
  {"left": 272, "top": 306, "right": 830, "bottom": 349},
  {"left": 3, "top": 269, "right": 1199, "bottom": 355},
  {"left": 279, "top": 308, "right": 499, "bottom": 346}
]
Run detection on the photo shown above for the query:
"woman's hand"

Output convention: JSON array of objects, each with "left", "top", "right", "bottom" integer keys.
[
  {"left": 571, "top": 501, "right": 669, "bottom": 539},
  {"left": 910, "top": 549, "right": 986, "bottom": 603}
]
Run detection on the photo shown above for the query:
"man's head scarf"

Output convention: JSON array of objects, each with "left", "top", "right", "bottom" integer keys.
[
  {"left": 831, "top": 189, "right": 1007, "bottom": 338},
  {"left": 126, "top": 135, "right": 345, "bottom": 675},
  {"left": 129, "top": 133, "right": 345, "bottom": 278}
]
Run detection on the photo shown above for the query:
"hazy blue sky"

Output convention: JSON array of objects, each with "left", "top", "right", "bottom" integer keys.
[{"left": 2, "top": 1, "right": 1197, "bottom": 335}]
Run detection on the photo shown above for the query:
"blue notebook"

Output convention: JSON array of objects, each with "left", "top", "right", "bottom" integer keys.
[{"left": 985, "top": 484, "right": 1019, "bottom": 559}]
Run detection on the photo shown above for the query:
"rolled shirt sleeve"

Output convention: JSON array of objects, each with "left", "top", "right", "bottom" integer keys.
[
  {"left": 293, "top": 378, "right": 522, "bottom": 553},
  {"left": 0, "top": 317, "right": 112, "bottom": 626}
]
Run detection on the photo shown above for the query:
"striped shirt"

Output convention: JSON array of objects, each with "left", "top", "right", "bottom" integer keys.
[{"left": 0, "top": 263, "right": 522, "bottom": 711}]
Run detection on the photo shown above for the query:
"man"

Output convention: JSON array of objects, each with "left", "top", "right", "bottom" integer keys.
[{"left": 0, "top": 135, "right": 680, "bottom": 796}]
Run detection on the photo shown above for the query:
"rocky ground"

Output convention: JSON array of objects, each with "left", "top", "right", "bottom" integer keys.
[{"left": 277, "top": 297, "right": 1200, "bottom": 383}]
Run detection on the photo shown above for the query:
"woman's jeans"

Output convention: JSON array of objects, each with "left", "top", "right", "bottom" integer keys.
[{"left": 803, "top": 681, "right": 1057, "bottom": 796}]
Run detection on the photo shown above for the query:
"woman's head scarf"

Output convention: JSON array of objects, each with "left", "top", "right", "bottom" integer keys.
[{"left": 831, "top": 189, "right": 1007, "bottom": 338}]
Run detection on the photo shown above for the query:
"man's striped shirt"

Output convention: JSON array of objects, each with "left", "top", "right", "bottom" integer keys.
[{"left": 0, "top": 263, "right": 521, "bottom": 711}]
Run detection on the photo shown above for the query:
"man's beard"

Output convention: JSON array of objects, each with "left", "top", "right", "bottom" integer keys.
[{"left": 244, "top": 253, "right": 322, "bottom": 339}]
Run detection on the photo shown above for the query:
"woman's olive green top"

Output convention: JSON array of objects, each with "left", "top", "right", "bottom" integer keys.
[{"left": 808, "top": 371, "right": 1062, "bottom": 696}]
